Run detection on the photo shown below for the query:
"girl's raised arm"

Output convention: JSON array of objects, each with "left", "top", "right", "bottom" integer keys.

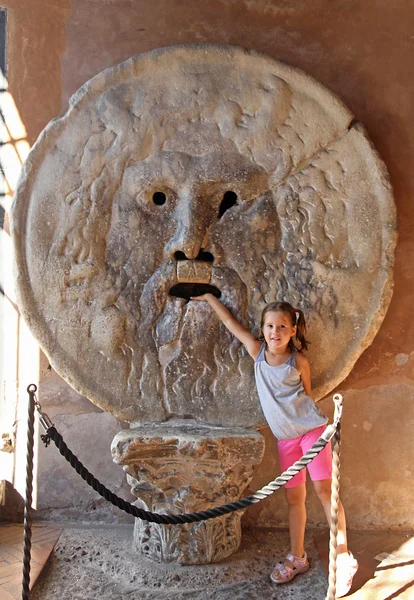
[{"left": 191, "top": 293, "right": 261, "bottom": 359}]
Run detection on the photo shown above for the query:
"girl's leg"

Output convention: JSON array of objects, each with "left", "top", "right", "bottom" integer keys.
[
  {"left": 313, "top": 478, "right": 348, "bottom": 554},
  {"left": 271, "top": 483, "right": 309, "bottom": 583},
  {"left": 286, "top": 483, "right": 307, "bottom": 558},
  {"left": 277, "top": 437, "right": 307, "bottom": 558},
  {"left": 272, "top": 436, "right": 310, "bottom": 584},
  {"left": 302, "top": 428, "right": 349, "bottom": 554}
]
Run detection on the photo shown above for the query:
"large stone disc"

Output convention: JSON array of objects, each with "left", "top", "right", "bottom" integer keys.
[{"left": 11, "top": 44, "right": 397, "bottom": 425}]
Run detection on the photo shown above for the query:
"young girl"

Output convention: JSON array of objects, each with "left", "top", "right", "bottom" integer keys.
[{"left": 191, "top": 294, "right": 358, "bottom": 597}]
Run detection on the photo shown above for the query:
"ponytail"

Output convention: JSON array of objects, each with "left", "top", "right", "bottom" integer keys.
[{"left": 294, "top": 308, "right": 309, "bottom": 352}]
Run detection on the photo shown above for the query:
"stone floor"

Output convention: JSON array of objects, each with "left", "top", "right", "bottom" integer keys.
[
  {"left": 1, "top": 524, "right": 413, "bottom": 599},
  {"left": 30, "top": 526, "right": 328, "bottom": 600}
]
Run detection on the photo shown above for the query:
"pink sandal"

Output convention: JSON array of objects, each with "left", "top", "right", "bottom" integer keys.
[
  {"left": 270, "top": 552, "right": 310, "bottom": 584},
  {"left": 336, "top": 552, "right": 359, "bottom": 598}
]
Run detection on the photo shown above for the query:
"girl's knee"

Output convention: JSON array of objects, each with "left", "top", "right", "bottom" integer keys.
[
  {"left": 285, "top": 484, "right": 306, "bottom": 505},
  {"left": 313, "top": 479, "right": 332, "bottom": 502}
]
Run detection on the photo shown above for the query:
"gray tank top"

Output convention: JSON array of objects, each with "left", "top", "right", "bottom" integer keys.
[{"left": 254, "top": 344, "right": 327, "bottom": 440}]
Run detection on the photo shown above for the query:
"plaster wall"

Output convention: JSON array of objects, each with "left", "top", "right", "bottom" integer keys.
[{"left": 2, "top": 0, "right": 413, "bottom": 529}]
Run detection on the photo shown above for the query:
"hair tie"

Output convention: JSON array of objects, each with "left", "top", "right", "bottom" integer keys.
[{"left": 294, "top": 308, "right": 300, "bottom": 322}]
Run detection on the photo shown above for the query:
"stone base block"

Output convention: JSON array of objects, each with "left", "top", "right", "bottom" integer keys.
[{"left": 111, "top": 421, "right": 264, "bottom": 564}]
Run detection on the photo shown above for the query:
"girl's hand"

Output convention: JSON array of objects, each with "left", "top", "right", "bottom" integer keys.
[{"left": 190, "top": 293, "right": 213, "bottom": 302}]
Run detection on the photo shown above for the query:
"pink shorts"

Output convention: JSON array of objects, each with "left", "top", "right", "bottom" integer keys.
[{"left": 277, "top": 425, "right": 332, "bottom": 488}]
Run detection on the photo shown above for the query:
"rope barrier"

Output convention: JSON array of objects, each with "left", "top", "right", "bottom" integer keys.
[{"left": 23, "top": 384, "right": 344, "bottom": 599}]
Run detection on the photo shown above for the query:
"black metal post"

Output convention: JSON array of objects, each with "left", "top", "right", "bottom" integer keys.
[{"left": 22, "top": 384, "right": 37, "bottom": 600}]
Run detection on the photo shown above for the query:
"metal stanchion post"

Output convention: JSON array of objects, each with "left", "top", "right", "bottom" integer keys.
[
  {"left": 22, "top": 384, "right": 37, "bottom": 600},
  {"left": 326, "top": 393, "right": 343, "bottom": 600}
]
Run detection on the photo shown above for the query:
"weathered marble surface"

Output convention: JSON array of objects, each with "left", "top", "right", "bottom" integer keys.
[
  {"left": 11, "top": 44, "right": 397, "bottom": 424},
  {"left": 112, "top": 423, "right": 264, "bottom": 564}
]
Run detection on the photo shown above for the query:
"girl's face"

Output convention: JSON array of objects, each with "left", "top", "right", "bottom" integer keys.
[{"left": 262, "top": 310, "right": 296, "bottom": 353}]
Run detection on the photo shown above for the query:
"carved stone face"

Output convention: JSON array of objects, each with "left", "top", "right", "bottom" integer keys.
[{"left": 12, "top": 45, "right": 396, "bottom": 425}]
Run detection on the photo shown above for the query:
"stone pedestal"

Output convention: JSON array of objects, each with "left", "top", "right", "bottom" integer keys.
[{"left": 111, "top": 422, "right": 264, "bottom": 564}]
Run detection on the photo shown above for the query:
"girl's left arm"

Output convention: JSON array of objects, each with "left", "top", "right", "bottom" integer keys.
[{"left": 295, "top": 353, "right": 313, "bottom": 397}]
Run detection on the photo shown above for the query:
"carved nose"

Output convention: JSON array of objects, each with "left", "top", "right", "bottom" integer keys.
[
  {"left": 165, "top": 234, "right": 201, "bottom": 260},
  {"left": 173, "top": 231, "right": 203, "bottom": 260},
  {"left": 165, "top": 200, "right": 212, "bottom": 260}
]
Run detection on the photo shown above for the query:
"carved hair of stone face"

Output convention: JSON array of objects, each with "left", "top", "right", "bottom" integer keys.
[{"left": 260, "top": 302, "right": 309, "bottom": 353}]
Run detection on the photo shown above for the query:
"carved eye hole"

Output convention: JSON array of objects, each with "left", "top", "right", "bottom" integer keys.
[
  {"left": 152, "top": 191, "right": 167, "bottom": 206},
  {"left": 218, "top": 191, "right": 238, "bottom": 218}
]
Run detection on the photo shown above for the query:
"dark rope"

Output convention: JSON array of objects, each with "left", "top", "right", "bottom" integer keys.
[
  {"left": 22, "top": 385, "right": 36, "bottom": 600},
  {"left": 40, "top": 420, "right": 337, "bottom": 525}
]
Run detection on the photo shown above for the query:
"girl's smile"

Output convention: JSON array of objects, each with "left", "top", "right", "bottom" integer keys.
[{"left": 262, "top": 310, "right": 296, "bottom": 354}]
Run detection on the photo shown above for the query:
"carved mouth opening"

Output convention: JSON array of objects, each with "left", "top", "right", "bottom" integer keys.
[
  {"left": 169, "top": 283, "right": 221, "bottom": 301},
  {"left": 174, "top": 250, "right": 214, "bottom": 262}
]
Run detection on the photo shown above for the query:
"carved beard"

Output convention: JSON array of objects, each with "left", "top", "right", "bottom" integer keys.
[{"left": 133, "top": 262, "right": 250, "bottom": 424}]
